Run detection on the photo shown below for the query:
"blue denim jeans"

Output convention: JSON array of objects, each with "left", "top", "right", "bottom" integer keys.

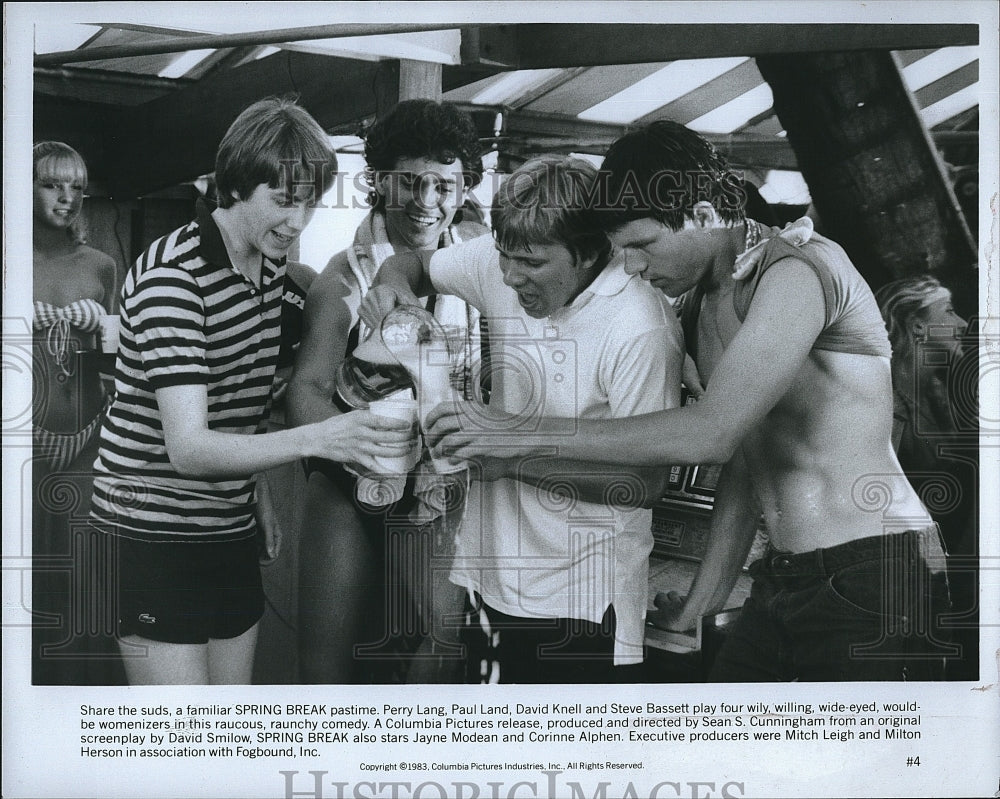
[{"left": 710, "top": 527, "right": 954, "bottom": 682}]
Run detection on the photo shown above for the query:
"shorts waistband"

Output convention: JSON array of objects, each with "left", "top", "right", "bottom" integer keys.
[{"left": 757, "top": 527, "right": 945, "bottom": 578}]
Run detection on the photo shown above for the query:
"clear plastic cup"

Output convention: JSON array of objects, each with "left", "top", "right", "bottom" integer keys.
[
  {"left": 420, "top": 400, "right": 467, "bottom": 474},
  {"left": 365, "top": 306, "right": 468, "bottom": 474},
  {"left": 412, "top": 336, "right": 468, "bottom": 475},
  {"left": 368, "top": 396, "right": 420, "bottom": 474}
]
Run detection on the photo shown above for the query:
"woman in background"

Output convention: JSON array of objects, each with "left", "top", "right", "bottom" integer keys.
[
  {"left": 32, "top": 141, "right": 120, "bottom": 684},
  {"left": 877, "top": 275, "right": 978, "bottom": 680}
]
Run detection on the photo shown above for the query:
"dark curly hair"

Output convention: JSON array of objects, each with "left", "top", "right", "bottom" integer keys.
[
  {"left": 598, "top": 120, "right": 746, "bottom": 232},
  {"left": 363, "top": 99, "right": 484, "bottom": 210}
]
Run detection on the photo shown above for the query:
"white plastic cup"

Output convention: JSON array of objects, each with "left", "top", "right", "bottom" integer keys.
[
  {"left": 368, "top": 397, "right": 420, "bottom": 474},
  {"left": 98, "top": 314, "right": 120, "bottom": 354}
]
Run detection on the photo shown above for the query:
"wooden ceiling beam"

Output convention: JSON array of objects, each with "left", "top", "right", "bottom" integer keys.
[
  {"left": 494, "top": 108, "right": 628, "bottom": 140},
  {"left": 466, "top": 24, "right": 978, "bottom": 69}
]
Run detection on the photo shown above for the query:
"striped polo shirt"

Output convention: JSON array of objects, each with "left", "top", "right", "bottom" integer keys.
[{"left": 91, "top": 201, "right": 285, "bottom": 543}]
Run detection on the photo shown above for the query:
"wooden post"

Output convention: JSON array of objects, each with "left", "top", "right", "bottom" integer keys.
[
  {"left": 756, "top": 50, "right": 977, "bottom": 313},
  {"left": 399, "top": 59, "right": 443, "bottom": 101},
  {"left": 374, "top": 59, "right": 443, "bottom": 118}
]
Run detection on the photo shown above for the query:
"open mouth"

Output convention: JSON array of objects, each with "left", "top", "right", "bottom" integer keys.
[
  {"left": 271, "top": 231, "right": 294, "bottom": 247},
  {"left": 406, "top": 212, "right": 441, "bottom": 229}
]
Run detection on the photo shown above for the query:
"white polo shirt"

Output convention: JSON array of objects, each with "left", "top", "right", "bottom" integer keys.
[{"left": 430, "top": 234, "right": 683, "bottom": 664}]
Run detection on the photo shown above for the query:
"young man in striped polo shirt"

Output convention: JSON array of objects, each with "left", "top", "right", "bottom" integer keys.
[{"left": 90, "top": 98, "right": 414, "bottom": 685}]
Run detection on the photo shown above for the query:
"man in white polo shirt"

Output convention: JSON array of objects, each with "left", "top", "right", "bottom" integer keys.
[{"left": 361, "top": 155, "right": 684, "bottom": 682}]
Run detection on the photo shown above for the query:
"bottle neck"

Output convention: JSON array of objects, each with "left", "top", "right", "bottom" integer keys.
[{"left": 334, "top": 356, "right": 413, "bottom": 409}]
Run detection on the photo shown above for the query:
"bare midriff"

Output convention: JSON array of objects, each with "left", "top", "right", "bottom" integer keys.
[{"left": 742, "top": 349, "right": 932, "bottom": 552}]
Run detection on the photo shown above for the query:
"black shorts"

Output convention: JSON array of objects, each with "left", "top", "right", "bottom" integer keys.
[{"left": 114, "top": 534, "right": 264, "bottom": 644}]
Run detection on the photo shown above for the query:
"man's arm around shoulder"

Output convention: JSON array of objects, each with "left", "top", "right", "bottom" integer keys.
[{"left": 556, "top": 256, "right": 828, "bottom": 467}]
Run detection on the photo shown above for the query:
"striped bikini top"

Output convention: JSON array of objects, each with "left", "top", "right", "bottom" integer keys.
[{"left": 33, "top": 297, "right": 104, "bottom": 376}]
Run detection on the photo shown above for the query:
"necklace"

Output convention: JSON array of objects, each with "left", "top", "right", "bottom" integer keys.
[
  {"left": 731, "top": 219, "right": 764, "bottom": 281},
  {"left": 741, "top": 218, "right": 761, "bottom": 255}
]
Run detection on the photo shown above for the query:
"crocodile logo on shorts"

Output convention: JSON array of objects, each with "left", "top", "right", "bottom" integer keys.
[{"left": 138, "top": 613, "right": 156, "bottom": 624}]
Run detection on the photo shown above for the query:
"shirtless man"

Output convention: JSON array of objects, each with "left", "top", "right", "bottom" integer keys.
[{"left": 426, "top": 121, "right": 953, "bottom": 681}]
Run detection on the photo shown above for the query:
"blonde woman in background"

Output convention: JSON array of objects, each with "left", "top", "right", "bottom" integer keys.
[
  {"left": 877, "top": 275, "right": 977, "bottom": 680},
  {"left": 32, "top": 141, "right": 120, "bottom": 684}
]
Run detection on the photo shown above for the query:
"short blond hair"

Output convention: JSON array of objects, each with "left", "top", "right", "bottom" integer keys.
[{"left": 492, "top": 155, "right": 610, "bottom": 264}]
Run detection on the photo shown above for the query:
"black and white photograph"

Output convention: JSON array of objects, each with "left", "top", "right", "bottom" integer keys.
[{"left": 3, "top": 2, "right": 998, "bottom": 797}]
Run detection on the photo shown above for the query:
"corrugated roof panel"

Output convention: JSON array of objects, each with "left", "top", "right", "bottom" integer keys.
[
  {"left": 157, "top": 49, "right": 215, "bottom": 78},
  {"left": 507, "top": 69, "right": 596, "bottom": 110},
  {"left": 740, "top": 116, "right": 785, "bottom": 138},
  {"left": 579, "top": 57, "right": 748, "bottom": 123},
  {"left": 921, "top": 84, "right": 979, "bottom": 129},
  {"left": 634, "top": 58, "right": 763, "bottom": 127},
  {"left": 914, "top": 61, "right": 978, "bottom": 109},
  {"left": 469, "top": 69, "right": 565, "bottom": 105},
  {"left": 444, "top": 73, "right": 512, "bottom": 103},
  {"left": 30, "top": 20, "right": 979, "bottom": 178},
  {"left": 71, "top": 27, "right": 184, "bottom": 74},
  {"left": 34, "top": 23, "right": 102, "bottom": 54},
  {"left": 895, "top": 48, "right": 939, "bottom": 68},
  {"left": 280, "top": 30, "right": 461, "bottom": 64},
  {"left": 902, "top": 46, "right": 978, "bottom": 91},
  {"left": 687, "top": 82, "right": 775, "bottom": 134},
  {"left": 525, "top": 63, "right": 668, "bottom": 115}
]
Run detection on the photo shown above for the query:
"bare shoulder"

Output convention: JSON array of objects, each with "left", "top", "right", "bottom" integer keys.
[
  {"left": 286, "top": 259, "right": 318, "bottom": 293},
  {"left": 301, "top": 249, "right": 360, "bottom": 341},
  {"left": 308, "top": 249, "right": 359, "bottom": 304}
]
